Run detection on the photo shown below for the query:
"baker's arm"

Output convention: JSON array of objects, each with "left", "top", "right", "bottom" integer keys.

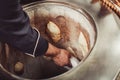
[
  {"left": 0, "top": 0, "right": 70, "bottom": 66},
  {"left": 0, "top": 0, "right": 48, "bottom": 56}
]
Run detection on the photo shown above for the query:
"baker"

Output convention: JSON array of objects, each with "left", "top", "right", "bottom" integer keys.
[{"left": 0, "top": 0, "right": 70, "bottom": 66}]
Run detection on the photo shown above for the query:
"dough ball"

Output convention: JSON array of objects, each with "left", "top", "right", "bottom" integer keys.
[
  {"left": 47, "top": 21, "right": 61, "bottom": 42},
  {"left": 14, "top": 62, "right": 24, "bottom": 74}
]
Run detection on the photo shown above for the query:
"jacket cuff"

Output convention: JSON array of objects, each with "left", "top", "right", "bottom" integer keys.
[
  {"left": 35, "top": 36, "right": 48, "bottom": 57},
  {"left": 32, "top": 28, "right": 48, "bottom": 57}
]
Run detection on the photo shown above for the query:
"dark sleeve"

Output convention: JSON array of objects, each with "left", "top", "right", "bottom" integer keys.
[
  {"left": 20, "top": 0, "right": 41, "bottom": 5},
  {"left": 0, "top": 0, "right": 48, "bottom": 57}
]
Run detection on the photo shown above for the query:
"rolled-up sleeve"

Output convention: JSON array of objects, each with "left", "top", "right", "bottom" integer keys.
[{"left": 0, "top": 0, "right": 48, "bottom": 57}]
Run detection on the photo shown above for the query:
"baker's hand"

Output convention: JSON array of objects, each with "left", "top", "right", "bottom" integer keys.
[
  {"left": 53, "top": 49, "right": 70, "bottom": 66},
  {"left": 45, "top": 43, "right": 70, "bottom": 66}
]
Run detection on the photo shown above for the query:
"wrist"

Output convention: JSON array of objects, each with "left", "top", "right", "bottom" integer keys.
[{"left": 45, "top": 43, "right": 60, "bottom": 57}]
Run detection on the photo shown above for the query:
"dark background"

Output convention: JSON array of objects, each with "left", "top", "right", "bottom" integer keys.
[{"left": 20, "top": 0, "right": 42, "bottom": 5}]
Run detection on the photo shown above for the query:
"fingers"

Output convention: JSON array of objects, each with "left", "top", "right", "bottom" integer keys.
[
  {"left": 45, "top": 43, "right": 71, "bottom": 66},
  {"left": 53, "top": 49, "right": 70, "bottom": 66}
]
